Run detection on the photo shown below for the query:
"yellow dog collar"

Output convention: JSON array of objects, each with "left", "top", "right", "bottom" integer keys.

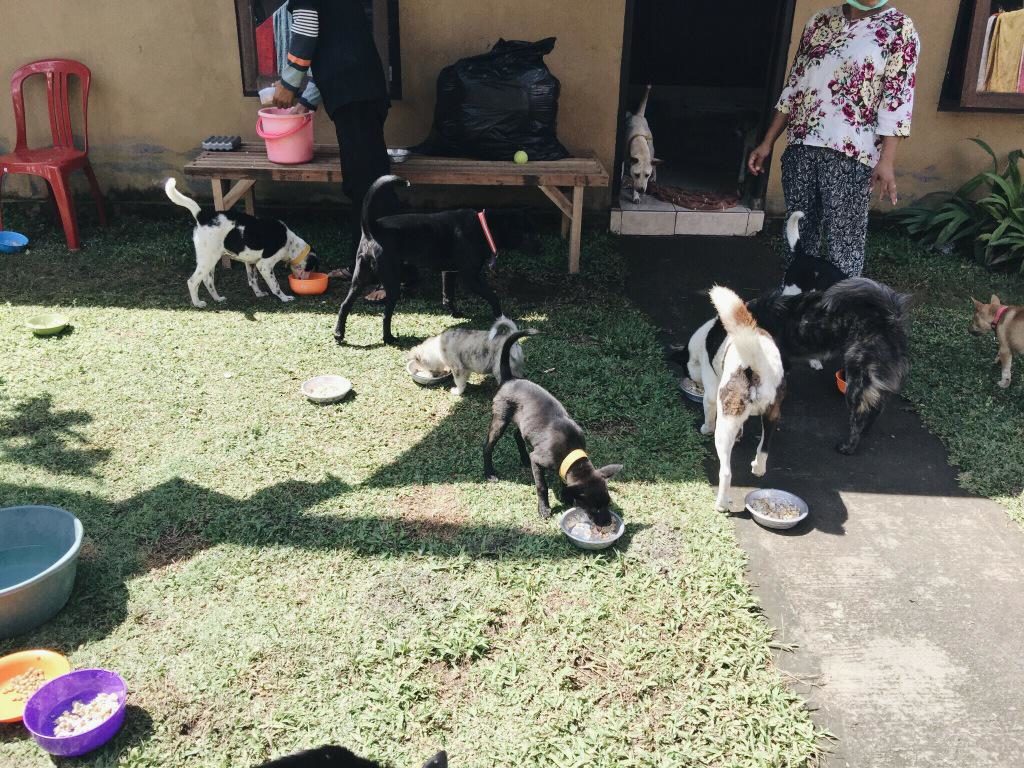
[
  {"left": 290, "top": 244, "right": 311, "bottom": 266},
  {"left": 559, "top": 449, "right": 589, "bottom": 481}
]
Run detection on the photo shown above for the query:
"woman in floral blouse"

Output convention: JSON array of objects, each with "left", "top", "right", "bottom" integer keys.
[{"left": 748, "top": 1, "right": 920, "bottom": 277}]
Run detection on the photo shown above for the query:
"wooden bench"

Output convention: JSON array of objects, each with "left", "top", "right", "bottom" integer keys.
[{"left": 184, "top": 143, "right": 609, "bottom": 274}]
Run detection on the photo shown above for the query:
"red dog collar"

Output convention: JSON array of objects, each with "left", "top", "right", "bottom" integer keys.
[
  {"left": 478, "top": 210, "right": 498, "bottom": 268},
  {"left": 993, "top": 305, "right": 1010, "bottom": 330}
]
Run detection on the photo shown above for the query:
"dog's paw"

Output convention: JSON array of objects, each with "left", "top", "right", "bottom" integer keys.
[
  {"left": 700, "top": 423, "right": 714, "bottom": 436},
  {"left": 538, "top": 505, "right": 553, "bottom": 519},
  {"left": 280, "top": 295, "right": 295, "bottom": 303},
  {"left": 835, "top": 440, "right": 857, "bottom": 456},
  {"left": 383, "top": 335, "right": 398, "bottom": 346},
  {"left": 714, "top": 497, "right": 731, "bottom": 513},
  {"left": 631, "top": 193, "right": 641, "bottom": 204},
  {"left": 333, "top": 333, "right": 346, "bottom": 346},
  {"left": 751, "top": 457, "right": 767, "bottom": 477},
  {"left": 449, "top": 387, "right": 465, "bottom": 396},
  {"left": 485, "top": 474, "right": 500, "bottom": 483},
  {"left": 193, "top": 300, "right": 208, "bottom": 309},
  {"left": 809, "top": 359, "right": 824, "bottom": 371},
  {"left": 215, "top": 296, "right": 227, "bottom": 303},
  {"left": 999, "top": 378, "right": 1011, "bottom": 389}
]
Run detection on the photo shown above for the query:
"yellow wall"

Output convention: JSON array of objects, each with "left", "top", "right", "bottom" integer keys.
[
  {"left": 766, "top": 0, "right": 1024, "bottom": 213},
  {"left": 0, "top": 0, "right": 626, "bottom": 206}
]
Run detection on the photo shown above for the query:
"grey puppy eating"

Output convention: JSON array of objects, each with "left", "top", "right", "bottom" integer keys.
[{"left": 407, "top": 317, "right": 525, "bottom": 396}]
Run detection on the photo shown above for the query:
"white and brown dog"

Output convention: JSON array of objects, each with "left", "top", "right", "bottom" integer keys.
[
  {"left": 624, "top": 84, "right": 660, "bottom": 204},
  {"left": 970, "top": 294, "right": 1023, "bottom": 388},
  {"left": 687, "top": 286, "right": 786, "bottom": 511},
  {"left": 164, "top": 178, "right": 316, "bottom": 308}
]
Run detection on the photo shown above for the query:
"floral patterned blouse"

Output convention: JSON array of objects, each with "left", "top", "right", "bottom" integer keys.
[{"left": 776, "top": 6, "right": 920, "bottom": 168}]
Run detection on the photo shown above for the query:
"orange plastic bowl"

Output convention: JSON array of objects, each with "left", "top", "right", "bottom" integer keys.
[
  {"left": 835, "top": 370, "right": 847, "bottom": 395},
  {"left": 0, "top": 649, "right": 71, "bottom": 723},
  {"left": 288, "top": 272, "right": 328, "bottom": 296}
]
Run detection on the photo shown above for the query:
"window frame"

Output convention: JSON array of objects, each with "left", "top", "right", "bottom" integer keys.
[
  {"left": 233, "top": 0, "right": 402, "bottom": 100},
  {"left": 942, "top": 0, "right": 1024, "bottom": 112}
]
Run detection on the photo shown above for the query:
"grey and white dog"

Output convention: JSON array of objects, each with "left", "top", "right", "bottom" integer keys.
[{"left": 408, "top": 317, "right": 525, "bottom": 396}]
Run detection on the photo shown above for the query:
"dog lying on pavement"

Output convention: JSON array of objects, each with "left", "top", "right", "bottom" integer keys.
[
  {"left": 407, "top": 317, "right": 525, "bottom": 396},
  {"left": 334, "top": 175, "right": 537, "bottom": 346},
  {"left": 165, "top": 178, "right": 317, "bottom": 308},
  {"left": 970, "top": 294, "right": 1022, "bottom": 388},
  {"left": 483, "top": 330, "right": 623, "bottom": 524}
]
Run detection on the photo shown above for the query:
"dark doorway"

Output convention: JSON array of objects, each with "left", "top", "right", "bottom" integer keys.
[{"left": 616, "top": 0, "right": 796, "bottom": 209}]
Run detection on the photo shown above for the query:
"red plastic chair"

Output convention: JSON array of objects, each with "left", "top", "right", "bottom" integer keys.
[{"left": 0, "top": 59, "right": 108, "bottom": 251}]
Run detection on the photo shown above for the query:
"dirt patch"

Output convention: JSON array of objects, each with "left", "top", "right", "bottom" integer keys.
[
  {"left": 591, "top": 418, "right": 640, "bottom": 437},
  {"left": 141, "top": 526, "right": 208, "bottom": 572},
  {"left": 78, "top": 536, "right": 100, "bottom": 562},
  {"left": 392, "top": 485, "right": 469, "bottom": 542}
]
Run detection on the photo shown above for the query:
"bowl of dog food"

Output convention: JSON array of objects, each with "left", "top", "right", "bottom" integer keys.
[
  {"left": 387, "top": 148, "right": 411, "bottom": 164},
  {"left": 0, "top": 231, "right": 29, "bottom": 254},
  {"left": 744, "top": 489, "right": 809, "bottom": 531},
  {"left": 559, "top": 507, "right": 625, "bottom": 551},
  {"left": 835, "top": 370, "right": 847, "bottom": 395},
  {"left": 406, "top": 360, "right": 453, "bottom": 387},
  {"left": 26, "top": 313, "right": 69, "bottom": 337},
  {"left": 300, "top": 375, "right": 352, "bottom": 404},
  {"left": 23, "top": 668, "right": 127, "bottom": 757},
  {"left": 0, "top": 650, "right": 72, "bottom": 723},
  {"left": 678, "top": 377, "right": 704, "bottom": 404},
  {"left": 288, "top": 272, "right": 329, "bottom": 296}
]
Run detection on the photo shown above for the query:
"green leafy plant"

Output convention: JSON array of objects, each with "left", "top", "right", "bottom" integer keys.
[{"left": 891, "top": 139, "right": 1024, "bottom": 271}]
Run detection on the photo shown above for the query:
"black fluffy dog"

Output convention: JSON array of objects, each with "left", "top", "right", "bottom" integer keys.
[
  {"left": 781, "top": 211, "right": 848, "bottom": 295},
  {"left": 334, "top": 175, "right": 537, "bottom": 345},
  {"left": 748, "top": 277, "right": 910, "bottom": 455},
  {"left": 483, "top": 330, "right": 623, "bottom": 522},
  {"left": 255, "top": 746, "right": 447, "bottom": 768}
]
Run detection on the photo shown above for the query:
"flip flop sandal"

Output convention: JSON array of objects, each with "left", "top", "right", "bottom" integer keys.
[{"left": 364, "top": 286, "right": 387, "bottom": 304}]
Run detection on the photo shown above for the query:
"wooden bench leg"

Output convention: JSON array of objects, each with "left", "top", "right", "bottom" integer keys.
[
  {"left": 569, "top": 186, "right": 584, "bottom": 275},
  {"left": 561, "top": 214, "right": 570, "bottom": 240}
]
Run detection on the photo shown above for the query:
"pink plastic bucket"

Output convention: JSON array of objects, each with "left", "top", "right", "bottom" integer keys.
[{"left": 256, "top": 108, "right": 314, "bottom": 164}]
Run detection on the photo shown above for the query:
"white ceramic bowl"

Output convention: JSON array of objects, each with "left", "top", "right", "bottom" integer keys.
[
  {"left": 744, "top": 489, "right": 809, "bottom": 531},
  {"left": 300, "top": 375, "right": 352, "bottom": 404}
]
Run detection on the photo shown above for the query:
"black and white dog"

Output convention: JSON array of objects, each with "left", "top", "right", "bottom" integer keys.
[
  {"left": 333, "top": 175, "right": 537, "bottom": 346},
  {"left": 781, "top": 211, "right": 848, "bottom": 298},
  {"left": 483, "top": 330, "right": 623, "bottom": 524},
  {"left": 165, "top": 178, "right": 317, "bottom": 308},
  {"left": 255, "top": 746, "right": 447, "bottom": 768},
  {"left": 748, "top": 278, "right": 910, "bottom": 454}
]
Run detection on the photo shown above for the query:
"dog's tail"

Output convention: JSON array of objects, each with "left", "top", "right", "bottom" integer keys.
[
  {"left": 710, "top": 285, "right": 771, "bottom": 373},
  {"left": 164, "top": 178, "right": 201, "bottom": 222},
  {"left": 638, "top": 84, "right": 652, "bottom": 116},
  {"left": 786, "top": 211, "right": 804, "bottom": 253},
  {"left": 361, "top": 174, "right": 410, "bottom": 243},
  {"left": 488, "top": 316, "right": 518, "bottom": 341},
  {"left": 499, "top": 329, "right": 538, "bottom": 385}
]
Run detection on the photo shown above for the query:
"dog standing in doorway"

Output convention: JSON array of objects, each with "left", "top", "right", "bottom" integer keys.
[{"left": 624, "top": 84, "right": 660, "bottom": 203}]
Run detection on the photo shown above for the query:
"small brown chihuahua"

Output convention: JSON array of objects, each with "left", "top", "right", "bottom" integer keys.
[{"left": 970, "top": 295, "right": 1023, "bottom": 389}]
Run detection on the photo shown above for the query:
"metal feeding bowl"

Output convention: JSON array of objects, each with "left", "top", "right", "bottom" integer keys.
[
  {"left": 558, "top": 507, "right": 625, "bottom": 551},
  {"left": 744, "top": 489, "right": 809, "bottom": 531},
  {"left": 407, "top": 360, "right": 452, "bottom": 387}
]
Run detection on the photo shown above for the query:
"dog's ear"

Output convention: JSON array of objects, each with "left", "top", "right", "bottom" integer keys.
[
  {"left": 422, "top": 751, "right": 448, "bottom": 768},
  {"left": 629, "top": 156, "right": 639, "bottom": 166},
  {"left": 652, "top": 157, "right": 664, "bottom": 165},
  {"left": 971, "top": 297, "right": 982, "bottom": 309},
  {"left": 990, "top": 294, "right": 1002, "bottom": 306},
  {"left": 596, "top": 464, "right": 623, "bottom": 480}
]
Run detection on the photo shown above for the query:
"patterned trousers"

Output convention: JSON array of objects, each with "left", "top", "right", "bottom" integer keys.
[{"left": 781, "top": 144, "right": 873, "bottom": 277}]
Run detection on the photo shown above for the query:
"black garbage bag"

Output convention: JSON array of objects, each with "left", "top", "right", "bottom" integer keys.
[{"left": 413, "top": 37, "right": 570, "bottom": 162}]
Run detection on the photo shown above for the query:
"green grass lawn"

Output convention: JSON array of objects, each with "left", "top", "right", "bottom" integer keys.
[
  {"left": 0, "top": 210, "right": 818, "bottom": 767},
  {"left": 869, "top": 230, "right": 1024, "bottom": 523}
]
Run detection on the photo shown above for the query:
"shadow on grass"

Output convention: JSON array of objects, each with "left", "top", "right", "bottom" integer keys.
[{"left": 0, "top": 393, "right": 112, "bottom": 478}]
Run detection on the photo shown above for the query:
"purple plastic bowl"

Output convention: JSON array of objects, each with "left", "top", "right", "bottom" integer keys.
[{"left": 23, "top": 669, "right": 127, "bottom": 757}]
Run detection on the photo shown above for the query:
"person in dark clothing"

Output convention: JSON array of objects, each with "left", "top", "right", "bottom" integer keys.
[{"left": 272, "top": 0, "right": 399, "bottom": 301}]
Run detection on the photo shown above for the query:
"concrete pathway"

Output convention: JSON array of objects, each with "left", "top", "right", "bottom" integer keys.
[{"left": 625, "top": 235, "right": 1024, "bottom": 767}]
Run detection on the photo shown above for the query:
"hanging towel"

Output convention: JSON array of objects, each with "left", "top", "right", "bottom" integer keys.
[
  {"left": 978, "top": 13, "right": 1000, "bottom": 89},
  {"left": 273, "top": 3, "right": 291, "bottom": 76},
  {"left": 985, "top": 9, "right": 1024, "bottom": 93}
]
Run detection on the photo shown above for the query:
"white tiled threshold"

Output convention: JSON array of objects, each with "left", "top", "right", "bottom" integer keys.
[{"left": 610, "top": 196, "right": 765, "bottom": 237}]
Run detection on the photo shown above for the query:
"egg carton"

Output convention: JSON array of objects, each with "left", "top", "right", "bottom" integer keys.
[{"left": 201, "top": 135, "right": 242, "bottom": 152}]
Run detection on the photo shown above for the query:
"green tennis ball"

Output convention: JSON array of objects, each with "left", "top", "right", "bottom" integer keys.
[{"left": 514, "top": 150, "right": 529, "bottom": 164}]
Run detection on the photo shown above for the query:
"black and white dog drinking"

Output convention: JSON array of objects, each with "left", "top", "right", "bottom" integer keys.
[
  {"left": 165, "top": 178, "right": 317, "bottom": 308},
  {"left": 781, "top": 211, "right": 848, "bottom": 297},
  {"left": 483, "top": 330, "right": 623, "bottom": 523},
  {"left": 333, "top": 175, "right": 537, "bottom": 346}
]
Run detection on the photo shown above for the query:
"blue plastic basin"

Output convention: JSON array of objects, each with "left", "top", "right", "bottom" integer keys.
[
  {"left": 0, "top": 231, "right": 29, "bottom": 254},
  {"left": 0, "top": 506, "right": 83, "bottom": 639}
]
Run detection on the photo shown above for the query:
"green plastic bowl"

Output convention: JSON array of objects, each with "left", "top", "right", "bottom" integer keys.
[{"left": 26, "top": 313, "right": 69, "bottom": 336}]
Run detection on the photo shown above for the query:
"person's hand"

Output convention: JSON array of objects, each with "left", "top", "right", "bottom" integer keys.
[
  {"left": 748, "top": 142, "right": 772, "bottom": 176},
  {"left": 872, "top": 160, "right": 898, "bottom": 205},
  {"left": 288, "top": 103, "right": 310, "bottom": 114},
  {"left": 272, "top": 81, "right": 296, "bottom": 109}
]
